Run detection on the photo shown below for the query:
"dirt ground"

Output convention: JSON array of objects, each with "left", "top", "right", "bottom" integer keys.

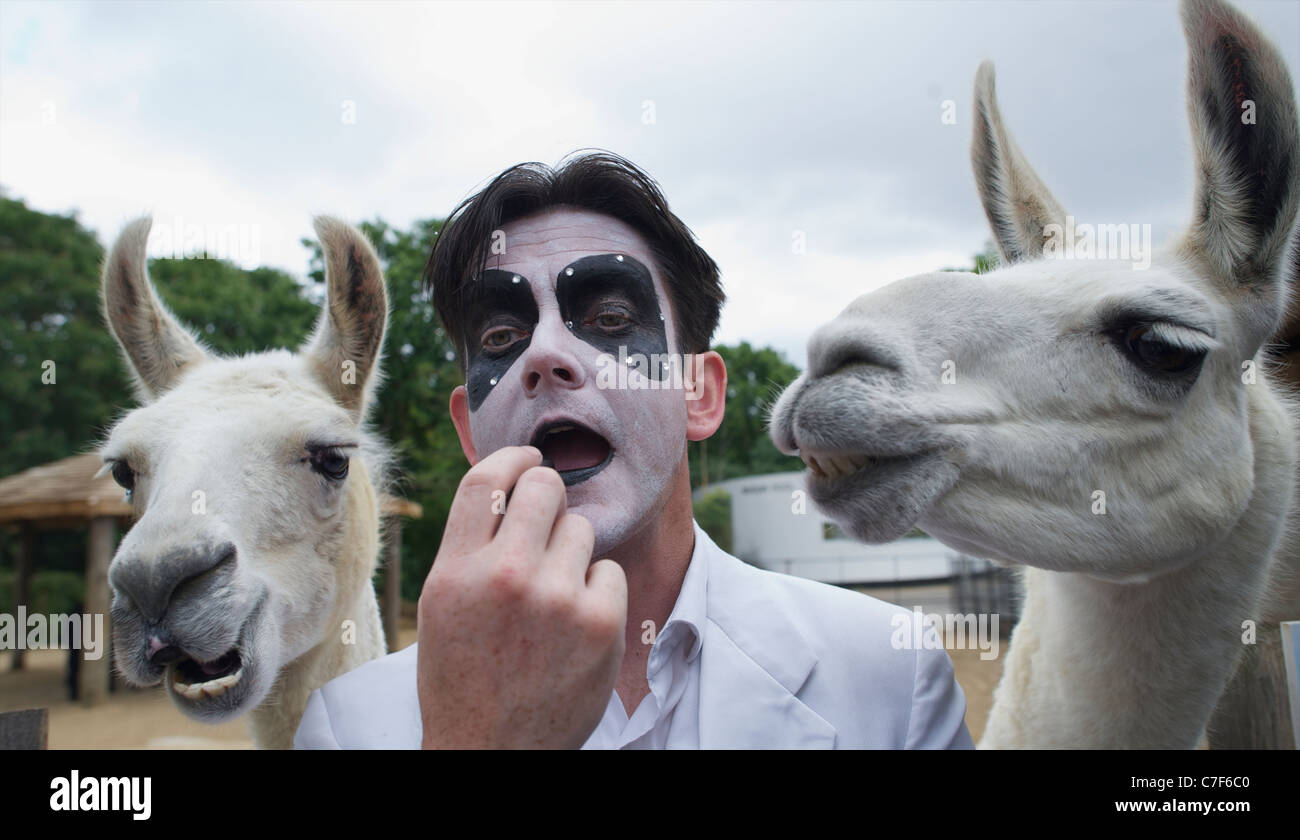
[{"left": 1, "top": 617, "right": 1000, "bottom": 748}]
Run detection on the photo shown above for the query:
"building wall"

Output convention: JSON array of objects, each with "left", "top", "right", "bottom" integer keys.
[{"left": 693, "top": 471, "right": 958, "bottom": 585}]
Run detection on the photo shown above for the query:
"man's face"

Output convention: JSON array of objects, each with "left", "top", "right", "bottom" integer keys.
[{"left": 451, "top": 207, "right": 689, "bottom": 555}]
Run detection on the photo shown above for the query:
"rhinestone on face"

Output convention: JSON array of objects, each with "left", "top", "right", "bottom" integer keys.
[
  {"left": 659, "top": 314, "right": 665, "bottom": 321},
  {"left": 615, "top": 255, "right": 624, "bottom": 262},
  {"left": 511, "top": 275, "right": 521, "bottom": 284},
  {"left": 565, "top": 268, "right": 574, "bottom": 276},
  {"left": 489, "top": 377, "right": 498, "bottom": 386}
]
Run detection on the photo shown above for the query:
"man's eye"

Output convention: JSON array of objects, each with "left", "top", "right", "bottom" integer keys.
[
  {"left": 591, "top": 310, "right": 631, "bottom": 330},
  {"left": 482, "top": 327, "right": 525, "bottom": 350}
]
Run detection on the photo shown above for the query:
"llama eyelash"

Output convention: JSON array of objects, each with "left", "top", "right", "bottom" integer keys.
[{"left": 1140, "top": 321, "right": 1218, "bottom": 354}]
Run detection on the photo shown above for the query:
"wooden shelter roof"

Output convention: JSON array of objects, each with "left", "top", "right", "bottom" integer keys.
[{"left": 0, "top": 452, "right": 421, "bottom": 526}]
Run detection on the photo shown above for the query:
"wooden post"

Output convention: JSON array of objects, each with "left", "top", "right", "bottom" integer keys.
[
  {"left": 80, "top": 517, "right": 114, "bottom": 706},
  {"left": 1208, "top": 620, "right": 1295, "bottom": 749},
  {"left": 12, "top": 524, "right": 36, "bottom": 670},
  {"left": 383, "top": 517, "right": 403, "bottom": 653},
  {"left": 0, "top": 708, "right": 48, "bottom": 749}
]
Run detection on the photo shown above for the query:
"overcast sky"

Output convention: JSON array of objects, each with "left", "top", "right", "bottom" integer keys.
[{"left": 3, "top": 0, "right": 1298, "bottom": 367}]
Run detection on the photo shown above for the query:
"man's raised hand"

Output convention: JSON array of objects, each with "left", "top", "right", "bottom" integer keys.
[{"left": 417, "top": 446, "right": 627, "bottom": 749}]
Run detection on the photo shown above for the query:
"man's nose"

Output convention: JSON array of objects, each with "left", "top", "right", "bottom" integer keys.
[
  {"left": 520, "top": 316, "right": 587, "bottom": 395},
  {"left": 109, "top": 542, "right": 237, "bottom": 622}
]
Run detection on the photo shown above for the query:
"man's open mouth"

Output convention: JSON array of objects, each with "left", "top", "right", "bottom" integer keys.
[{"left": 530, "top": 420, "right": 614, "bottom": 486}]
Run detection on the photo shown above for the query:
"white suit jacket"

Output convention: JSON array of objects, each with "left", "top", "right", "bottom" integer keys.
[{"left": 295, "top": 522, "right": 974, "bottom": 749}]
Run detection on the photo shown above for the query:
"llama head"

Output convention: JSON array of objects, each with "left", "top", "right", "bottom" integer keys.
[
  {"left": 100, "top": 216, "right": 389, "bottom": 722},
  {"left": 769, "top": 0, "right": 1299, "bottom": 578}
]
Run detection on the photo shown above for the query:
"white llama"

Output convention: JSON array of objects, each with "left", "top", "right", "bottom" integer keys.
[
  {"left": 99, "top": 216, "right": 391, "bottom": 749},
  {"left": 768, "top": 0, "right": 1300, "bottom": 748},
  {"left": 1209, "top": 233, "right": 1300, "bottom": 749}
]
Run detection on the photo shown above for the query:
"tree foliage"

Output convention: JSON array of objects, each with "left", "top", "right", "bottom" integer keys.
[
  {"left": 0, "top": 197, "right": 128, "bottom": 476},
  {"left": 688, "top": 341, "right": 804, "bottom": 487}
]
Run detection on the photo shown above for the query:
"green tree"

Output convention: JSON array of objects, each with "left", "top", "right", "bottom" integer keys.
[
  {"left": 693, "top": 488, "right": 733, "bottom": 554},
  {"left": 943, "top": 239, "right": 1001, "bottom": 275},
  {"left": 145, "top": 259, "right": 317, "bottom": 355},
  {"left": 689, "top": 341, "right": 804, "bottom": 488},
  {"left": 0, "top": 197, "right": 133, "bottom": 577},
  {"left": 0, "top": 196, "right": 128, "bottom": 476}
]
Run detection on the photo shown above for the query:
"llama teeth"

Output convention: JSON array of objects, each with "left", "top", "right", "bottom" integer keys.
[
  {"left": 173, "top": 667, "right": 243, "bottom": 700},
  {"left": 822, "top": 454, "right": 874, "bottom": 475},
  {"left": 174, "top": 679, "right": 203, "bottom": 701},
  {"left": 214, "top": 668, "right": 244, "bottom": 690}
]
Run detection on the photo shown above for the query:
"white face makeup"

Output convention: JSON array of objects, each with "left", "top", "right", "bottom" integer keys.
[{"left": 458, "top": 207, "right": 690, "bottom": 556}]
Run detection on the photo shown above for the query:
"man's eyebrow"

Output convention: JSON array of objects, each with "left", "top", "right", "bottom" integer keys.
[
  {"left": 558, "top": 253, "right": 651, "bottom": 279},
  {"left": 464, "top": 268, "right": 533, "bottom": 302},
  {"left": 474, "top": 268, "right": 532, "bottom": 284}
]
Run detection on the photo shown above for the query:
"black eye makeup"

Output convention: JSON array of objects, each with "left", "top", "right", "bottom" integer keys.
[
  {"left": 461, "top": 254, "right": 671, "bottom": 411},
  {"left": 556, "top": 254, "right": 669, "bottom": 382},
  {"left": 462, "top": 269, "right": 539, "bottom": 410}
]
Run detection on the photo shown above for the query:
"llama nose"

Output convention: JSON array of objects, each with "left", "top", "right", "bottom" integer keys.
[
  {"left": 110, "top": 542, "right": 237, "bottom": 623},
  {"left": 805, "top": 318, "right": 906, "bottom": 382},
  {"left": 146, "top": 630, "right": 188, "bottom": 666}
]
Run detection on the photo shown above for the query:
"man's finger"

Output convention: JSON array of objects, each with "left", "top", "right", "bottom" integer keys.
[
  {"left": 547, "top": 512, "right": 596, "bottom": 581},
  {"left": 440, "top": 446, "right": 543, "bottom": 558},
  {"left": 584, "top": 558, "right": 628, "bottom": 614},
  {"left": 495, "top": 465, "right": 568, "bottom": 558}
]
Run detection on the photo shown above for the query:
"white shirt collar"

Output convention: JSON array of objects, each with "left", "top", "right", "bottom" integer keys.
[{"left": 649, "top": 522, "right": 709, "bottom": 667}]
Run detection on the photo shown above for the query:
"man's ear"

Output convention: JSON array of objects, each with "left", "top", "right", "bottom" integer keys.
[
  {"left": 449, "top": 385, "right": 479, "bottom": 465},
  {"left": 685, "top": 351, "right": 727, "bottom": 441}
]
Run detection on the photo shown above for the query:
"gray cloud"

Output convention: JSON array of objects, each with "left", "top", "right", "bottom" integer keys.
[{"left": 3, "top": 0, "right": 1297, "bottom": 369}]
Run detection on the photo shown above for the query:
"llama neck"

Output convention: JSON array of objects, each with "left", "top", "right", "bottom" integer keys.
[
  {"left": 247, "top": 585, "right": 385, "bottom": 749},
  {"left": 247, "top": 470, "right": 388, "bottom": 749},
  {"left": 981, "top": 558, "right": 1260, "bottom": 748},
  {"left": 980, "top": 389, "right": 1295, "bottom": 749}
]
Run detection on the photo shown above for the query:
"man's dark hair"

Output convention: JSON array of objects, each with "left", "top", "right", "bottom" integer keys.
[{"left": 424, "top": 150, "right": 724, "bottom": 362}]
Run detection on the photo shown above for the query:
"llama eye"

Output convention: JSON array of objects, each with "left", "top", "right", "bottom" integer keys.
[
  {"left": 309, "top": 448, "right": 350, "bottom": 481},
  {"left": 111, "top": 460, "right": 135, "bottom": 492},
  {"left": 1122, "top": 324, "right": 1206, "bottom": 376}
]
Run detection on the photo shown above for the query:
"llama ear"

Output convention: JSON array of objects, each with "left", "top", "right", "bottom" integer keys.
[
  {"left": 102, "top": 216, "right": 209, "bottom": 402},
  {"left": 970, "top": 61, "right": 1069, "bottom": 265},
  {"left": 303, "top": 217, "right": 388, "bottom": 419},
  {"left": 1181, "top": 0, "right": 1300, "bottom": 292}
]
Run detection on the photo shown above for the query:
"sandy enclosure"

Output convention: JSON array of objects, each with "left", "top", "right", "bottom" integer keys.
[{"left": 0, "top": 616, "right": 1002, "bottom": 749}]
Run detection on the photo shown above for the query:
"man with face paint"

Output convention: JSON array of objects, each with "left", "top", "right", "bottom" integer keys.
[{"left": 294, "top": 152, "right": 974, "bottom": 749}]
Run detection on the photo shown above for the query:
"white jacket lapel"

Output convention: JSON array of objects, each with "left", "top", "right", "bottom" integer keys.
[{"left": 694, "top": 524, "right": 837, "bottom": 748}]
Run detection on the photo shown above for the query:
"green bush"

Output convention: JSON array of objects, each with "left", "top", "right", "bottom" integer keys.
[
  {"left": 693, "top": 489, "right": 733, "bottom": 555},
  {"left": 0, "top": 570, "right": 85, "bottom": 616}
]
